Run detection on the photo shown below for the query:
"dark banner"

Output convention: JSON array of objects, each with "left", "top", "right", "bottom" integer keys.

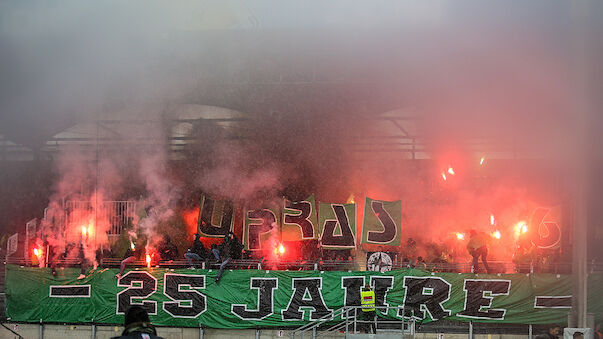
[
  {"left": 244, "top": 207, "right": 280, "bottom": 250},
  {"left": 7, "top": 265, "right": 602, "bottom": 328},
  {"left": 198, "top": 195, "right": 234, "bottom": 238}
]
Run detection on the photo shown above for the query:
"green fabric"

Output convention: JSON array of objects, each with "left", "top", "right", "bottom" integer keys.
[
  {"left": 7, "top": 265, "right": 600, "bottom": 328},
  {"left": 281, "top": 195, "right": 319, "bottom": 241},
  {"left": 361, "top": 197, "right": 402, "bottom": 247},
  {"left": 317, "top": 202, "right": 356, "bottom": 249}
]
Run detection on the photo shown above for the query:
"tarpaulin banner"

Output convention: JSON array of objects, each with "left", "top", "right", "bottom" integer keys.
[
  {"left": 8, "top": 265, "right": 602, "bottom": 328},
  {"left": 244, "top": 206, "right": 280, "bottom": 250},
  {"left": 361, "top": 197, "right": 401, "bottom": 247},
  {"left": 198, "top": 195, "right": 234, "bottom": 238},
  {"left": 318, "top": 202, "right": 356, "bottom": 249},
  {"left": 281, "top": 195, "right": 319, "bottom": 242}
]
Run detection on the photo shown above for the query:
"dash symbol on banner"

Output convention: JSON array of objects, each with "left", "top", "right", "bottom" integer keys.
[
  {"left": 49, "top": 285, "right": 91, "bottom": 298},
  {"left": 534, "top": 296, "right": 572, "bottom": 308}
]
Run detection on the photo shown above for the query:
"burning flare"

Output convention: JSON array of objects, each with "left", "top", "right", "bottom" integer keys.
[
  {"left": 81, "top": 225, "right": 87, "bottom": 237},
  {"left": 276, "top": 243, "right": 285, "bottom": 255},
  {"left": 130, "top": 242, "right": 135, "bottom": 250},
  {"left": 33, "top": 248, "right": 40, "bottom": 257},
  {"left": 480, "top": 157, "right": 485, "bottom": 166},
  {"left": 490, "top": 214, "right": 495, "bottom": 226},
  {"left": 514, "top": 221, "right": 528, "bottom": 237},
  {"left": 346, "top": 194, "right": 355, "bottom": 204},
  {"left": 441, "top": 172, "right": 447, "bottom": 181},
  {"left": 447, "top": 167, "right": 455, "bottom": 175},
  {"left": 492, "top": 230, "right": 501, "bottom": 239},
  {"left": 456, "top": 232, "right": 465, "bottom": 240},
  {"left": 146, "top": 255, "right": 152, "bottom": 268}
]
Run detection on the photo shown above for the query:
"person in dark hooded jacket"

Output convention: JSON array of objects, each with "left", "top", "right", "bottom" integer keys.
[
  {"left": 214, "top": 231, "right": 243, "bottom": 283},
  {"left": 157, "top": 235, "right": 178, "bottom": 262},
  {"left": 111, "top": 306, "right": 164, "bottom": 339},
  {"left": 184, "top": 233, "right": 207, "bottom": 268}
]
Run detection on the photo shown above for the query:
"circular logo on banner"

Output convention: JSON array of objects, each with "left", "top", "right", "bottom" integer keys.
[{"left": 367, "top": 252, "right": 393, "bottom": 273}]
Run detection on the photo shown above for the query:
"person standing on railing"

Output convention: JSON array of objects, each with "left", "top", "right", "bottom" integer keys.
[
  {"left": 43, "top": 240, "right": 58, "bottom": 276},
  {"left": 116, "top": 238, "right": 143, "bottom": 279},
  {"left": 360, "top": 283, "right": 377, "bottom": 334},
  {"left": 467, "top": 230, "right": 491, "bottom": 274},
  {"left": 77, "top": 242, "right": 88, "bottom": 280}
]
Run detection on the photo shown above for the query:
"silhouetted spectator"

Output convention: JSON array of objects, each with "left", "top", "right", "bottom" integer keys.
[
  {"left": 116, "top": 241, "right": 142, "bottom": 279},
  {"left": 184, "top": 233, "right": 207, "bottom": 268},
  {"left": 541, "top": 324, "right": 561, "bottom": 339},
  {"left": 111, "top": 306, "right": 164, "bottom": 339},
  {"left": 43, "top": 240, "right": 58, "bottom": 276},
  {"left": 157, "top": 235, "right": 178, "bottom": 261},
  {"left": 211, "top": 244, "right": 220, "bottom": 262},
  {"left": 360, "top": 284, "right": 377, "bottom": 334},
  {"left": 215, "top": 231, "right": 242, "bottom": 283},
  {"left": 416, "top": 256, "right": 427, "bottom": 270},
  {"left": 467, "top": 230, "right": 491, "bottom": 274},
  {"left": 77, "top": 242, "right": 88, "bottom": 280}
]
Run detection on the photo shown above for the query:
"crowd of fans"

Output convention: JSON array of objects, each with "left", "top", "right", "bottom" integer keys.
[{"left": 22, "top": 224, "right": 569, "bottom": 278}]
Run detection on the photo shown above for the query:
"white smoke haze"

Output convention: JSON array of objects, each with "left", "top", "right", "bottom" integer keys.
[
  {"left": 197, "top": 142, "right": 283, "bottom": 207},
  {"left": 138, "top": 150, "right": 180, "bottom": 248}
]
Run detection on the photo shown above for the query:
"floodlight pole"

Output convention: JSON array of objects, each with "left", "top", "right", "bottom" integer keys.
[{"left": 570, "top": 0, "right": 593, "bottom": 330}]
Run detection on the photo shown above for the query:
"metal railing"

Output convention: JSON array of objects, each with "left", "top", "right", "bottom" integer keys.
[
  {"left": 65, "top": 200, "right": 136, "bottom": 235},
  {"left": 290, "top": 305, "right": 415, "bottom": 339},
  {"left": 5, "top": 257, "right": 599, "bottom": 275}
]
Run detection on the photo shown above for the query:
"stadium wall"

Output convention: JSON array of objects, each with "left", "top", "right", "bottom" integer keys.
[{"left": 0, "top": 324, "right": 531, "bottom": 339}]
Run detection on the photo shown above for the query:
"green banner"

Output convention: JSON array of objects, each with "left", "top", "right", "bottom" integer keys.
[
  {"left": 318, "top": 202, "right": 356, "bottom": 249},
  {"left": 361, "top": 197, "right": 402, "bottom": 247},
  {"left": 8, "top": 264, "right": 600, "bottom": 328},
  {"left": 281, "top": 195, "right": 319, "bottom": 241}
]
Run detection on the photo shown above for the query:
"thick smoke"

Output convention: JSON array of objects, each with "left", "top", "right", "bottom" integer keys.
[{"left": 1, "top": 1, "right": 600, "bottom": 265}]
